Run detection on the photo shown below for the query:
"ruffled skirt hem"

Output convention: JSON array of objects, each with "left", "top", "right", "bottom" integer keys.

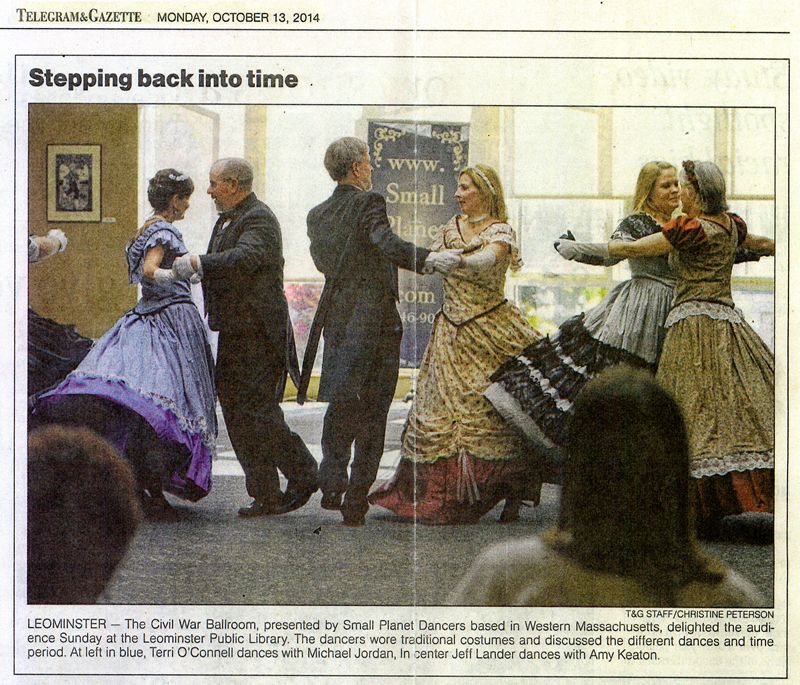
[
  {"left": 692, "top": 468, "right": 774, "bottom": 537},
  {"left": 368, "top": 451, "right": 541, "bottom": 525},
  {"left": 35, "top": 375, "right": 214, "bottom": 501},
  {"left": 488, "top": 313, "right": 653, "bottom": 446}
]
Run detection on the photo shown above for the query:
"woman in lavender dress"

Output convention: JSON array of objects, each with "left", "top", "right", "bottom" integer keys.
[{"left": 34, "top": 169, "right": 217, "bottom": 518}]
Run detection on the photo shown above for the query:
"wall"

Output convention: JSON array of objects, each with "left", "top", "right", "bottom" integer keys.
[{"left": 28, "top": 104, "right": 139, "bottom": 338}]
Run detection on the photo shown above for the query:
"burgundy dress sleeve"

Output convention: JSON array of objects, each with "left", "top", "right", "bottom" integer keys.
[
  {"left": 662, "top": 215, "right": 708, "bottom": 250},
  {"left": 728, "top": 212, "right": 748, "bottom": 245}
]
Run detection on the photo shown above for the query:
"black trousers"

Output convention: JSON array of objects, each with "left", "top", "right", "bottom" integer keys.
[
  {"left": 319, "top": 312, "right": 402, "bottom": 518},
  {"left": 216, "top": 329, "right": 318, "bottom": 505}
]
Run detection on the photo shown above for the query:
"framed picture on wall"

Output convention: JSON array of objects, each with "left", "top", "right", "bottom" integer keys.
[{"left": 46, "top": 144, "right": 101, "bottom": 222}]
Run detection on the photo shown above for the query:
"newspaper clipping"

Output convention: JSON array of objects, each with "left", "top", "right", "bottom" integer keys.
[{"left": 2, "top": 1, "right": 794, "bottom": 682}]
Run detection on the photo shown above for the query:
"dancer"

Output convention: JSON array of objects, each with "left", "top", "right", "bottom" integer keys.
[
  {"left": 370, "top": 164, "right": 541, "bottom": 524},
  {"left": 303, "top": 137, "right": 460, "bottom": 527},
  {"left": 172, "top": 157, "right": 319, "bottom": 517},
  {"left": 448, "top": 367, "right": 765, "bottom": 606},
  {"left": 603, "top": 160, "right": 774, "bottom": 537},
  {"left": 485, "top": 161, "right": 680, "bottom": 451},
  {"left": 34, "top": 169, "right": 217, "bottom": 518}
]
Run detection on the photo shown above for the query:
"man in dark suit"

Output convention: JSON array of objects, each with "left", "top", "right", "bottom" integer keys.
[
  {"left": 304, "top": 138, "right": 460, "bottom": 526},
  {"left": 174, "top": 158, "right": 317, "bottom": 517}
]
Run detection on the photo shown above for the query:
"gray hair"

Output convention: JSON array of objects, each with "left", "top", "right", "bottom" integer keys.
[
  {"left": 212, "top": 158, "right": 254, "bottom": 192},
  {"left": 680, "top": 160, "right": 728, "bottom": 215},
  {"left": 324, "top": 137, "right": 368, "bottom": 182}
]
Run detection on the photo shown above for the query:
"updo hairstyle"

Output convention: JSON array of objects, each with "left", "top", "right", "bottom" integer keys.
[{"left": 147, "top": 168, "right": 194, "bottom": 212}]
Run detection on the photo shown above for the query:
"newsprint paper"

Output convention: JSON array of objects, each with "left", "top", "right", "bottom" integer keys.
[{"left": 2, "top": 1, "right": 797, "bottom": 682}]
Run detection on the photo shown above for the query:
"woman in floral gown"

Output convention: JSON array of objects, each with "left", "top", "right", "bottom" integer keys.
[{"left": 369, "top": 165, "right": 541, "bottom": 524}]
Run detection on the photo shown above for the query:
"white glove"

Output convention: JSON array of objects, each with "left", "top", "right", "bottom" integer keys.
[
  {"left": 191, "top": 258, "right": 203, "bottom": 282},
  {"left": 554, "top": 239, "right": 610, "bottom": 264},
  {"left": 47, "top": 229, "right": 68, "bottom": 252},
  {"left": 424, "top": 249, "right": 463, "bottom": 275},
  {"left": 172, "top": 254, "right": 198, "bottom": 280},
  {"left": 554, "top": 239, "right": 580, "bottom": 261},
  {"left": 152, "top": 268, "right": 176, "bottom": 287},
  {"left": 28, "top": 237, "right": 41, "bottom": 262},
  {"left": 457, "top": 248, "right": 497, "bottom": 273}
]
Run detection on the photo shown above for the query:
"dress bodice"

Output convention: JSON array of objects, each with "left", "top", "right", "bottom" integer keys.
[
  {"left": 665, "top": 216, "right": 740, "bottom": 308},
  {"left": 612, "top": 214, "right": 675, "bottom": 285},
  {"left": 126, "top": 220, "right": 192, "bottom": 312},
  {"left": 438, "top": 216, "right": 520, "bottom": 325}
]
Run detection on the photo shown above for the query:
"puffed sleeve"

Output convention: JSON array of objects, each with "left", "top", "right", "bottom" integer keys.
[
  {"left": 482, "top": 222, "right": 523, "bottom": 271},
  {"left": 610, "top": 213, "right": 660, "bottom": 242},
  {"left": 662, "top": 215, "right": 708, "bottom": 250},
  {"left": 127, "top": 222, "right": 185, "bottom": 283},
  {"left": 728, "top": 212, "right": 748, "bottom": 244},
  {"left": 610, "top": 215, "right": 638, "bottom": 242}
]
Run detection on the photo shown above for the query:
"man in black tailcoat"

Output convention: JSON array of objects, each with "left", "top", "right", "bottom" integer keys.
[
  {"left": 302, "top": 137, "right": 460, "bottom": 526},
  {"left": 174, "top": 157, "right": 318, "bottom": 517}
]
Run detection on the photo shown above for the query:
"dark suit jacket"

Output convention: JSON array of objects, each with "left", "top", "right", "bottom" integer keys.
[
  {"left": 200, "top": 192, "right": 299, "bottom": 387},
  {"left": 306, "top": 184, "right": 430, "bottom": 402}
]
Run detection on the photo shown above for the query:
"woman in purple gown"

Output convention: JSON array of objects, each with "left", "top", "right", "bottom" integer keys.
[{"left": 34, "top": 169, "right": 217, "bottom": 518}]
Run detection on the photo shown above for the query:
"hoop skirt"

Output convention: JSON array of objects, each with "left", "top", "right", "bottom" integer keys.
[{"left": 34, "top": 222, "right": 217, "bottom": 501}]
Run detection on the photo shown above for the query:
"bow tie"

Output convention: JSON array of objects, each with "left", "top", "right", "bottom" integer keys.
[{"left": 218, "top": 209, "right": 237, "bottom": 220}]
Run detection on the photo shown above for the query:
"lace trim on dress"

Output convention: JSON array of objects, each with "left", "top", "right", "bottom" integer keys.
[
  {"left": 665, "top": 301, "right": 744, "bottom": 328},
  {"left": 547, "top": 329, "right": 592, "bottom": 378},
  {"left": 691, "top": 449, "right": 774, "bottom": 479},
  {"left": 610, "top": 213, "right": 661, "bottom": 242},
  {"left": 127, "top": 222, "right": 185, "bottom": 284},
  {"left": 518, "top": 356, "right": 575, "bottom": 412},
  {"left": 483, "top": 382, "right": 557, "bottom": 449},
  {"left": 70, "top": 371, "right": 217, "bottom": 454}
]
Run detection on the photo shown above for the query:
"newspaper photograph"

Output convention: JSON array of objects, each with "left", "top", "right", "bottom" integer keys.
[{"left": 1, "top": 1, "right": 794, "bottom": 682}]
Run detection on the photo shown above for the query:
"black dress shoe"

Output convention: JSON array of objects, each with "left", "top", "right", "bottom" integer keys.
[
  {"left": 238, "top": 500, "right": 277, "bottom": 518},
  {"left": 320, "top": 492, "right": 343, "bottom": 510},
  {"left": 275, "top": 487, "right": 316, "bottom": 514},
  {"left": 341, "top": 513, "right": 365, "bottom": 527},
  {"left": 498, "top": 498, "right": 521, "bottom": 523},
  {"left": 144, "top": 495, "right": 180, "bottom": 522},
  {"left": 341, "top": 498, "right": 367, "bottom": 527}
]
